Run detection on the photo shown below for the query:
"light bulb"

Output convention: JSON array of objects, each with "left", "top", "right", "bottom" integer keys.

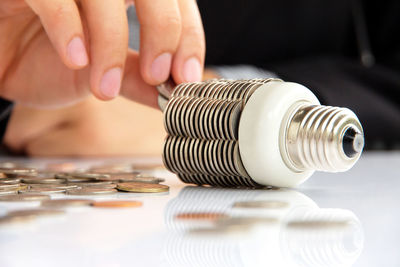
[{"left": 157, "top": 78, "right": 364, "bottom": 187}]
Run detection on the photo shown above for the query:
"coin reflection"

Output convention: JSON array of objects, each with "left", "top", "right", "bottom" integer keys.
[{"left": 164, "top": 186, "right": 363, "bottom": 267}]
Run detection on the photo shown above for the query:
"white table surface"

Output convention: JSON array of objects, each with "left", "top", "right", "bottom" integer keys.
[{"left": 0, "top": 152, "right": 399, "bottom": 267}]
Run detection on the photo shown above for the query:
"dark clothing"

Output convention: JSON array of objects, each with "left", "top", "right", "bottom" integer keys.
[{"left": 198, "top": 0, "right": 400, "bottom": 149}]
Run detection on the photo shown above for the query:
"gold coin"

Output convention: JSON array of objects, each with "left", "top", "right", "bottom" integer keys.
[
  {"left": 91, "top": 200, "right": 143, "bottom": 208},
  {"left": 67, "top": 188, "right": 117, "bottom": 195},
  {"left": 117, "top": 182, "right": 169, "bottom": 193}
]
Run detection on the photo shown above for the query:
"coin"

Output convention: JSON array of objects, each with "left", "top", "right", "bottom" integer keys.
[
  {"left": 19, "top": 187, "right": 66, "bottom": 194},
  {"left": 78, "top": 183, "right": 117, "bottom": 189},
  {"left": 0, "top": 190, "right": 18, "bottom": 196},
  {"left": 0, "top": 178, "right": 21, "bottom": 185},
  {"left": 0, "top": 167, "right": 36, "bottom": 175},
  {"left": 133, "top": 175, "right": 165, "bottom": 184},
  {"left": 22, "top": 177, "right": 65, "bottom": 184},
  {"left": 41, "top": 199, "right": 93, "bottom": 207},
  {"left": 0, "top": 184, "right": 22, "bottom": 190},
  {"left": 67, "top": 188, "right": 117, "bottom": 195},
  {"left": 28, "top": 184, "right": 78, "bottom": 190},
  {"left": 117, "top": 182, "right": 169, "bottom": 193},
  {"left": 0, "top": 194, "right": 50, "bottom": 201},
  {"left": 97, "top": 173, "right": 139, "bottom": 182},
  {"left": 175, "top": 212, "right": 229, "bottom": 221},
  {"left": 91, "top": 200, "right": 143, "bottom": 208},
  {"left": 232, "top": 200, "right": 289, "bottom": 209}
]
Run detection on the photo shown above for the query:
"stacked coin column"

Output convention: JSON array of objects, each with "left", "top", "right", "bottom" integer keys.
[{"left": 162, "top": 78, "right": 280, "bottom": 187}]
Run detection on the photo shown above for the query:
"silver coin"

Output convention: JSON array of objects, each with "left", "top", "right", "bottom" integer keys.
[
  {"left": 233, "top": 142, "right": 250, "bottom": 178},
  {"left": 0, "top": 178, "right": 21, "bottom": 185},
  {"left": 67, "top": 188, "right": 117, "bottom": 195},
  {"left": 0, "top": 194, "right": 50, "bottom": 201},
  {"left": 79, "top": 184, "right": 117, "bottom": 189},
  {"left": 19, "top": 187, "right": 66, "bottom": 195},
  {"left": 22, "top": 177, "right": 66, "bottom": 184},
  {"left": 29, "top": 184, "right": 78, "bottom": 190},
  {"left": 173, "top": 137, "right": 185, "bottom": 174},
  {"left": 0, "top": 190, "right": 18, "bottom": 196}
]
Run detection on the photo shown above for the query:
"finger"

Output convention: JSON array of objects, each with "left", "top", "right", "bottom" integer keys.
[
  {"left": 135, "top": 0, "right": 182, "bottom": 85},
  {"left": 171, "top": 0, "right": 205, "bottom": 83},
  {"left": 120, "top": 50, "right": 159, "bottom": 109},
  {"left": 81, "top": 0, "right": 129, "bottom": 100},
  {"left": 25, "top": 0, "right": 89, "bottom": 69}
]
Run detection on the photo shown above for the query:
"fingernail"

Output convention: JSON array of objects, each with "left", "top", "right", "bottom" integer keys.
[
  {"left": 151, "top": 53, "right": 172, "bottom": 83},
  {"left": 183, "top": 57, "right": 202, "bottom": 82},
  {"left": 67, "top": 37, "right": 88, "bottom": 67},
  {"left": 99, "top": 67, "right": 122, "bottom": 98}
]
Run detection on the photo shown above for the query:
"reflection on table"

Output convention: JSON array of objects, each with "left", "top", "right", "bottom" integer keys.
[{"left": 164, "top": 186, "right": 364, "bottom": 267}]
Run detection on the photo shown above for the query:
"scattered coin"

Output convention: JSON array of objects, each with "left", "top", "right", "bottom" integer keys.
[
  {"left": 0, "top": 178, "right": 21, "bottom": 185},
  {"left": 0, "top": 194, "right": 50, "bottom": 202},
  {"left": 0, "top": 167, "right": 36, "bottom": 175},
  {"left": 99, "top": 173, "right": 140, "bottom": 182},
  {"left": 132, "top": 175, "right": 165, "bottom": 184},
  {"left": 70, "top": 173, "right": 110, "bottom": 180},
  {"left": 41, "top": 199, "right": 93, "bottom": 207},
  {"left": 0, "top": 190, "right": 18, "bottom": 196},
  {"left": 22, "top": 177, "right": 66, "bottom": 184},
  {"left": 175, "top": 212, "right": 229, "bottom": 221},
  {"left": 232, "top": 200, "right": 289, "bottom": 209},
  {"left": 78, "top": 183, "right": 117, "bottom": 189},
  {"left": 90, "top": 166, "right": 134, "bottom": 174},
  {"left": 67, "top": 188, "right": 117, "bottom": 195},
  {"left": 117, "top": 182, "right": 169, "bottom": 193},
  {"left": 91, "top": 200, "right": 143, "bottom": 208},
  {"left": 19, "top": 188, "right": 66, "bottom": 195},
  {"left": 28, "top": 184, "right": 78, "bottom": 190},
  {"left": 0, "top": 184, "right": 22, "bottom": 190}
]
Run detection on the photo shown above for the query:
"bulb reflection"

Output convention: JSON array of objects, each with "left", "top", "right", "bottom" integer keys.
[{"left": 163, "top": 186, "right": 363, "bottom": 267}]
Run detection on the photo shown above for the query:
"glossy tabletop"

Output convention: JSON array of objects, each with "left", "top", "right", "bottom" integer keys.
[{"left": 0, "top": 152, "right": 399, "bottom": 267}]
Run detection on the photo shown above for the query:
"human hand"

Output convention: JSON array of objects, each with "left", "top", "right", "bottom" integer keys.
[
  {"left": 0, "top": 0, "right": 205, "bottom": 108},
  {"left": 4, "top": 96, "right": 166, "bottom": 156}
]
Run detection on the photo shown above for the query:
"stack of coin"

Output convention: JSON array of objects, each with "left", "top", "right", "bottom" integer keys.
[{"left": 162, "top": 78, "right": 281, "bottom": 187}]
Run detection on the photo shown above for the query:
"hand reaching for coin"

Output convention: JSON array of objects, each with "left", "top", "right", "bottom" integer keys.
[{"left": 0, "top": 0, "right": 205, "bottom": 108}]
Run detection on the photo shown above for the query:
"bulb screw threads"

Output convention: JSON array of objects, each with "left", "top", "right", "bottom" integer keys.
[{"left": 284, "top": 104, "right": 364, "bottom": 172}]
